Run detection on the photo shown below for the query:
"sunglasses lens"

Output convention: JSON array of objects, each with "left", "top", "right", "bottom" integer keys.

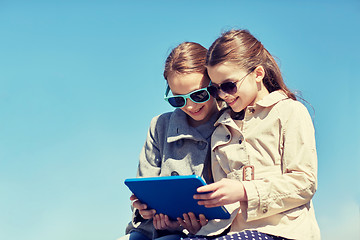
[
  {"left": 168, "top": 97, "right": 185, "bottom": 108},
  {"left": 190, "top": 90, "right": 210, "bottom": 103},
  {"left": 221, "top": 82, "right": 237, "bottom": 94}
]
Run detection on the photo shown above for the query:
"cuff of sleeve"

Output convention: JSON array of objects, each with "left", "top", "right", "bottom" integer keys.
[
  {"left": 133, "top": 209, "right": 145, "bottom": 225},
  {"left": 241, "top": 180, "right": 260, "bottom": 221}
]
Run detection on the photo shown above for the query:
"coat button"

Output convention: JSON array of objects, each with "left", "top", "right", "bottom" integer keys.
[
  {"left": 239, "top": 139, "right": 243, "bottom": 144},
  {"left": 175, "top": 139, "right": 184, "bottom": 148},
  {"left": 226, "top": 135, "right": 230, "bottom": 141},
  {"left": 197, "top": 141, "right": 206, "bottom": 150},
  {"left": 171, "top": 171, "right": 179, "bottom": 176},
  {"left": 155, "top": 158, "right": 161, "bottom": 166},
  {"left": 262, "top": 207, "right": 268, "bottom": 213}
]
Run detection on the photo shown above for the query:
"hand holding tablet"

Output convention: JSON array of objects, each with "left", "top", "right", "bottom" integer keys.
[{"left": 124, "top": 175, "right": 230, "bottom": 220}]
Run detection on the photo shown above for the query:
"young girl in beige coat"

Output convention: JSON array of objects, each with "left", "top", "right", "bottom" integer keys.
[{"left": 180, "top": 29, "right": 320, "bottom": 240}]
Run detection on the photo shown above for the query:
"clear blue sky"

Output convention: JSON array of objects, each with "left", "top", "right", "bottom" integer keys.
[{"left": 0, "top": 1, "right": 359, "bottom": 239}]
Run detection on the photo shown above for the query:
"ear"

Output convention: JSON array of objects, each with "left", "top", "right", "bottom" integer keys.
[{"left": 254, "top": 66, "right": 265, "bottom": 83}]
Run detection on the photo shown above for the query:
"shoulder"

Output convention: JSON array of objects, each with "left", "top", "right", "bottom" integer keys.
[
  {"left": 144, "top": 112, "right": 174, "bottom": 144},
  {"left": 275, "top": 98, "right": 310, "bottom": 117},
  {"left": 255, "top": 91, "right": 310, "bottom": 121},
  {"left": 274, "top": 98, "right": 314, "bottom": 130},
  {"left": 150, "top": 111, "right": 173, "bottom": 125},
  {"left": 148, "top": 111, "right": 174, "bottom": 134},
  {"left": 149, "top": 109, "right": 187, "bottom": 126},
  {"left": 148, "top": 109, "right": 189, "bottom": 133}
]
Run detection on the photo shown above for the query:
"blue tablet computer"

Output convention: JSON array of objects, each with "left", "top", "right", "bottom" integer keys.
[{"left": 124, "top": 175, "right": 230, "bottom": 220}]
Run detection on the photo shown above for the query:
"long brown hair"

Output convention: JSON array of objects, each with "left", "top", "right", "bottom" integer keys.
[
  {"left": 164, "top": 42, "right": 208, "bottom": 81},
  {"left": 206, "top": 29, "right": 296, "bottom": 100}
]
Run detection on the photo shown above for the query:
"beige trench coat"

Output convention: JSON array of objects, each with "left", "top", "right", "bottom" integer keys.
[{"left": 197, "top": 91, "right": 320, "bottom": 240}]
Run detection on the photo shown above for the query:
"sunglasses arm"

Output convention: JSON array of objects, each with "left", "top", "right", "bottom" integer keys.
[{"left": 164, "top": 85, "right": 171, "bottom": 98}]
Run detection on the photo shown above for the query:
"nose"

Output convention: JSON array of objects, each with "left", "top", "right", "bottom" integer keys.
[
  {"left": 184, "top": 98, "right": 197, "bottom": 109},
  {"left": 218, "top": 89, "right": 229, "bottom": 99}
]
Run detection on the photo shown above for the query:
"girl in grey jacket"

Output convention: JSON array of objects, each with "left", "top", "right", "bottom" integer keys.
[{"left": 123, "top": 42, "right": 223, "bottom": 240}]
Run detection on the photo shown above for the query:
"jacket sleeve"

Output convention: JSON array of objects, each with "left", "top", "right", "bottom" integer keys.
[
  {"left": 137, "top": 115, "right": 167, "bottom": 177},
  {"left": 126, "top": 114, "right": 169, "bottom": 238},
  {"left": 194, "top": 148, "right": 240, "bottom": 237},
  {"left": 242, "top": 101, "right": 318, "bottom": 221}
]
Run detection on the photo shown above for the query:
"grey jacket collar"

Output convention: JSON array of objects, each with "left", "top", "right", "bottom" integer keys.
[{"left": 167, "top": 108, "right": 216, "bottom": 143}]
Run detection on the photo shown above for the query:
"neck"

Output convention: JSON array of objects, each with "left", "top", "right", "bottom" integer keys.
[{"left": 250, "top": 84, "right": 270, "bottom": 106}]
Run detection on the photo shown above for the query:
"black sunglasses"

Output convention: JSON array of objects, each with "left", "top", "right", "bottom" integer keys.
[
  {"left": 207, "top": 69, "right": 255, "bottom": 98},
  {"left": 164, "top": 85, "right": 211, "bottom": 108}
]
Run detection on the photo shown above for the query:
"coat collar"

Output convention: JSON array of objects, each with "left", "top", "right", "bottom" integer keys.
[
  {"left": 256, "top": 90, "right": 288, "bottom": 108},
  {"left": 166, "top": 109, "right": 209, "bottom": 143}
]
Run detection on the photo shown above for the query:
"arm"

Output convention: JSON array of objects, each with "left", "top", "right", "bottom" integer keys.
[
  {"left": 195, "top": 101, "right": 317, "bottom": 222},
  {"left": 195, "top": 178, "right": 247, "bottom": 207},
  {"left": 137, "top": 115, "right": 165, "bottom": 177},
  {"left": 127, "top": 115, "right": 166, "bottom": 234},
  {"left": 133, "top": 114, "right": 191, "bottom": 233},
  {"left": 243, "top": 101, "right": 317, "bottom": 221}
]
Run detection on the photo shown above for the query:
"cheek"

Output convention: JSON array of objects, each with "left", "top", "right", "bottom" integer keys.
[
  {"left": 203, "top": 98, "right": 216, "bottom": 110},
  {"left": 237, "top": 81, "right": 256, "bottom": 96}
]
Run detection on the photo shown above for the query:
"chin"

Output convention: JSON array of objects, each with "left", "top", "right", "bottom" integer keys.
[
  {"left": 230, "top": 104, "right": 245, "bottom": 113},
  {"left": 193, "top": 115, "right": 206, "bottom": 122}
]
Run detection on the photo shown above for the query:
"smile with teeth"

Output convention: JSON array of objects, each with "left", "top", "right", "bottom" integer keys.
[{"left": 190, "top": 106, "right": 203, "bottom": 114}]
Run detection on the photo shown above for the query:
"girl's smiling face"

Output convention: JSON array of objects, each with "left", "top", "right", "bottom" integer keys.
[
  {"left": 207, "top": 62, "right": 268, "bottom": 112},
  {"left": 167, "top": 72, "right": 217, "bottom": 127}
]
